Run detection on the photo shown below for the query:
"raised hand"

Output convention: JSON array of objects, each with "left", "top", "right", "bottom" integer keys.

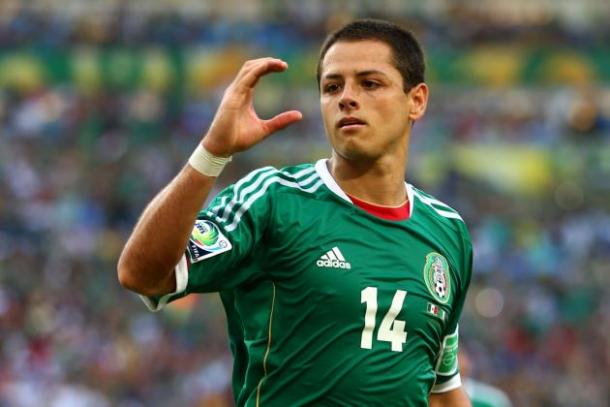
[{"left": 202, "top": 58, "right": 303, "bottom": 157}]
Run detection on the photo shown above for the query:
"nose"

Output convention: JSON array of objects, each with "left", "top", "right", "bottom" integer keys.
[{"left": 338, "top": 84, "right": 359, "bottom": 111}]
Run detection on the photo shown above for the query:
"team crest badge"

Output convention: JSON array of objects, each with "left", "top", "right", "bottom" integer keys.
[
  {"left": 423, "top": 253, "right": 451, "bottom": 304},
  {"left": 187, "top": 220, "right": 232, "bottom": 263}
]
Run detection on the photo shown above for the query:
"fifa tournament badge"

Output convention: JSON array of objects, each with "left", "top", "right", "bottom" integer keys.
[{"left": 423, "top": 252, "right": 451, "bottom": 304}]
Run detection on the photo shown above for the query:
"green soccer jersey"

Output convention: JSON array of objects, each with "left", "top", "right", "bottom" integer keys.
[{"left": 142, "top": 159, "right": 473, "bottom": 407}]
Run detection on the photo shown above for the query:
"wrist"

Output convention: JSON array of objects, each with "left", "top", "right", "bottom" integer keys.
[
  {"left": 201, "top": 138, "right": 232, "bottom": 158},
  {"left": 188, "top": 144, "right": 232, "bottom": 177}
]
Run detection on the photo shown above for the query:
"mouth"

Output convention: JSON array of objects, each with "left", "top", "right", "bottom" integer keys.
[{"left": 337, "top": 117, "right": 367, "bottom": 130}]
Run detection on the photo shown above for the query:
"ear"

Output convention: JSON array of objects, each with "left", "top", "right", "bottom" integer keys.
[{"left": 407, "top": 83, "right": 429, "bottom": 122}]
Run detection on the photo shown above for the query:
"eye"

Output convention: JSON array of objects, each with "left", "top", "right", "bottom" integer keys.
[
  {"left": 362, "top": 80, "right": 380, "bottom": 89},
  {"left": 323, "top": 83, "right": 341, "bottom": 94}
]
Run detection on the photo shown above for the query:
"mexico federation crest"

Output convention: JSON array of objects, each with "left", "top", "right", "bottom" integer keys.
[
  {"left": 423, "top": 253, "right": 451, "bottom": 304},
  {"left": 187, "top": 220, "right": 232, "bottom": 263}
]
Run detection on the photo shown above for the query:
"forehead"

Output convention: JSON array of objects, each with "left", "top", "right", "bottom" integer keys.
[{"left": 320, "top": 39, "right": 397, "bottom": 78}]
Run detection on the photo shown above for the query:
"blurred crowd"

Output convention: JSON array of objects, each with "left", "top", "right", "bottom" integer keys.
[
  {"left": 1, "top": 0, "right": 610, "bottom": 47},
  {"left": 1, "top": 1, "right": 610, "bottom": 406}
]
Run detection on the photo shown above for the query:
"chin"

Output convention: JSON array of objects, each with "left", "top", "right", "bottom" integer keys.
[
  {"left": 329, "top": 132, "right": 385, "bottom": 161},
  {"left": 334, "top": 144, "right": 382, "bottom": 162}
]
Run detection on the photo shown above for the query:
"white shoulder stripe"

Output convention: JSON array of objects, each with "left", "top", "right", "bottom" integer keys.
[
  {"left": 412, "top": 189, "right": 456, "bottom": 211},
  {"left": 216, "top": 166, "right": 316, "bottom": 222},
  {"left": 235, "top": 167, "right": 315, "bottom": 207},
  {"left": 208, "top": 194, "right": 229, "bottom": 215},
  {"left": 233, "top": 166, "right": 275, "bottom": 196},
  {"left": 206, "top": 171, "right": 317, "bottom": 225},
  {"left": 420, "top": 195, "right": 455, "bottom": 211},
  {"left": 210, "top": 166, "right": 275, "bottom": 218},
  {"left": 225, "top": 177, "right": 324, "bottom": 232},
  {"left": 205, "top": 171, "right": 318, "bottom": 225},
  {"left": 434, "top": 209, "right": 463, "bottom": 220},
  {"left": 287, "top": 165, "right": 319, "bottom": 180},
  {"left": 412, "top": 190, "right": 463, "bottom": 221},
  {"left": 230, "top": 167, "right": 316, "bottom": 218}
]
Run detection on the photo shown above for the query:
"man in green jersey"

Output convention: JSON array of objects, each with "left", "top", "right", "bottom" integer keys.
[{"left": 118, "top": 19, "right": 473, "bottom": 406}]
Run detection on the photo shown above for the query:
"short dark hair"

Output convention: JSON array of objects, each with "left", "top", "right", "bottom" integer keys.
[{"left": 316, "top": 19, "right": 425, "bottom": 92}]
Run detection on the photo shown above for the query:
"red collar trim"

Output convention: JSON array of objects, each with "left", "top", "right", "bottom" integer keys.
[{"left": 347, "top": 194, "right": 411, "bottom": 221}]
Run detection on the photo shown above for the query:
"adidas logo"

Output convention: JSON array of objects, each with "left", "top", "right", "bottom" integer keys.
[{"left": 316, "top": 246, "right": 351, "bottom": 269}]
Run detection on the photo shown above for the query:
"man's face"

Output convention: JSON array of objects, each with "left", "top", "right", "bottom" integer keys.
[{"left": 319, "top": 39, "right": 423, "bottom": 162}]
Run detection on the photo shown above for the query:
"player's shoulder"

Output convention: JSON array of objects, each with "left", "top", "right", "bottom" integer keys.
[
  {"left": 205, "top": 163, "right": 323, "bottom": 230},
  {"left": 227, "top": 162, "right": 323, "bottom": 199},
  {"left": 409, "top": 184, "right": 467, "bottom": 228},
  {"left": 409, "top": 184, "right": 473, "bottom": 281}
]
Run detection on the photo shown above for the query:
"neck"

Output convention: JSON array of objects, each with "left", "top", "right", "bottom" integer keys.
[{"left": 328, "top": 152, "right": 408, "bottom": 206}]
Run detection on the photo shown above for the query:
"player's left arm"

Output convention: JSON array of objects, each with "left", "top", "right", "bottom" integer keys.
[
  {"left": 430, "top": 222, "right": 473, "bottom": 407},
  {"left": 429, "top": 387, "right": 472, "bottom": 407}
]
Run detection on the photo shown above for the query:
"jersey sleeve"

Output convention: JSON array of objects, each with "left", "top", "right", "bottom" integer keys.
[
  {"left": 140, "top": 167, "right": 276, "bottom": 312},
  {"left": 431, "top": 223, "right": 473, "bottom": 393}
]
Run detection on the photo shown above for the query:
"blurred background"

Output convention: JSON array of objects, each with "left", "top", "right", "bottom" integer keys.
[{"left": 1, "top": 0, "right": 609, "bottom": 406}]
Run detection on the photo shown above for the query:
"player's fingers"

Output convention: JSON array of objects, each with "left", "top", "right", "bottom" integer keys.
[
  {"left": 234, "top": 58, "right": 287, "bottom": 91},
  {"left": 262, "top": 110, "right": 303, "bottom": 135}
]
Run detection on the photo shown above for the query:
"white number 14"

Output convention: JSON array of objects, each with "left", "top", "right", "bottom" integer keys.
[{"left": 360, "top": 287, "right": 408, "bottom": 352}]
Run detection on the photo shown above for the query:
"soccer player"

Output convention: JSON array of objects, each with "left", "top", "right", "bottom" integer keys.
[{"left": 118, "top": 19, "right": 473, "bottom": 406}]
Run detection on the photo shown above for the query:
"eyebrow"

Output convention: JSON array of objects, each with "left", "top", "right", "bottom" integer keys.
[{"left": 322, "top": 70, "right": 389, "bottom": 81}]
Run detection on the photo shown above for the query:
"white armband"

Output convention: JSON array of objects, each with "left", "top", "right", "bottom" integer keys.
[{"left": 188, "top": 144, "right": 232, "bottom": 177}]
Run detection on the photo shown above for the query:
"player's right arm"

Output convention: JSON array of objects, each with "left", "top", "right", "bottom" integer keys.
[{"left": 117, "top": 58, "right": 302, "bottom": 297}]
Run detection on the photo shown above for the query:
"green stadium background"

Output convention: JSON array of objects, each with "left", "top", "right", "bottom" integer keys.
[{"left": 1, "top": 1, "right": 608, "bottom": 406}]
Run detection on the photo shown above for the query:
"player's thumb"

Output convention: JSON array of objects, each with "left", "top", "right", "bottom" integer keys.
[{"left": 263, "top": 110, "right": 303, "bottom": 135}]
